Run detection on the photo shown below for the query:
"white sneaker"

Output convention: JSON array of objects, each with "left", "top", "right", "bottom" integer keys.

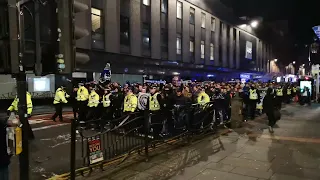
[{"left": 268, "top": 126, "right": 274, "bottom": 133}]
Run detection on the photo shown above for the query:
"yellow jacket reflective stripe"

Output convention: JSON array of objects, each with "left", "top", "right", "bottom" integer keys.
[
  {"left": 276, "top": 89, "right": 283, "bottom": 96},
  {"left": 102, "top": 94, "right": 111, "bottom": 107},
  {"left": 149, "top": 93, "right": 160, "bottom": 111},
  {"left": 8, "top": 92, "right": 33, "bottom": 115},
  {"left": 293, "top": 87, "right": 297, "bottom": 93},
  {"left": 88, "top": 91, "right": 100, "bottom": 107},
  {"left": 77, "top": 86, "right": 89, "bottom": 101},
  {"left": 53, "top": 88, "right": 68, "bottom": 104},
  {"left": 197, "top": 91, "right": 210, "bottom": 104},
  {"left": 123, "top": 93, "right": 138, "bottom": 112},
  {"left": 249, "top": 89, "right": 258, "bottom": 100}
]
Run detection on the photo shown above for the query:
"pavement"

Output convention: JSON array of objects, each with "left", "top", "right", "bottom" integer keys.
[{"left": 7, "top": 103, "right": 320, "bottom": 180}]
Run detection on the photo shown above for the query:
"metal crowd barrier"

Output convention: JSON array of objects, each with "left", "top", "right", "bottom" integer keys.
[{"left": 65, "top": 102, "right": 228, "bottom": 179}]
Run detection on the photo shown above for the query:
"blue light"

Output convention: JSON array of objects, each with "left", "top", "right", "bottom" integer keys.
[
  {"left": 207, "top": 74, "right": 215, "bottom": 77},
  {"left": 312, "top": 26, "right": 320, "bottom": 39}
]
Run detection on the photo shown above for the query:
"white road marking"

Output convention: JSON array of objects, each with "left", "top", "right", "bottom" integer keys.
[{"left": 32, "top": 123, "right": 69, "bottom": 131}]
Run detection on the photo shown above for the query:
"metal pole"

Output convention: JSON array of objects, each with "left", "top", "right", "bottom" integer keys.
[{"left": 16, "top": 2, "right": 29, "bottom": 179}]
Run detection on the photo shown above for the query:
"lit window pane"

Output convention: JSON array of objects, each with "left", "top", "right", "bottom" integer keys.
[
  {"left": 201, "top": 13, "right": 206, "bottom": 28},
  {"left": 189, "top": 8, "right": 195, "bottom": 24},
  {"left": 177, "top": 1, "right": 182, "bottom": 19},
  {"left": 176, "top": 36, "right": 181, "bottom": 54},
  {"left": 211, "top": 18, "right": 215, "bottom": 31},
  {"left": 161, "top": 0, "right": 168, "bottom": 13},
  {"left": 201, "top": 41, "right": 205, "bottom": 59},
  {"left": 91, "top": 8, "right": 101, "bottom": 16},
  {"left": 190, "top": 41, "right": 194, "bottom": 52},
  {"left": 210, "top": 43, "right": 214, "bottom": 60},
  {"left": 143, "top": 0, "right": 150, "bottom": 6}
]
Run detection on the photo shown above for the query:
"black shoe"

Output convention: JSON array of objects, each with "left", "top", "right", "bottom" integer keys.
[{"left": 51, "top": 118, "right": 56, "bottom": 122}]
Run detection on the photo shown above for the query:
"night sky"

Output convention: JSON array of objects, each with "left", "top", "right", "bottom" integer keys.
[{"left": 221, "top": 0, "right": 320, "bottom": 64}]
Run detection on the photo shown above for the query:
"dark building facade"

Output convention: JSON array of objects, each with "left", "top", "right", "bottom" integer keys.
[{"left": 0, "top": 0, "right": 275, "bottom": 84}]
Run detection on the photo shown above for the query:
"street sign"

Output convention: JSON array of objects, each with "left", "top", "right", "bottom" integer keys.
[{"left": 88, "top": 136, "right": 104, "bottom": 165}]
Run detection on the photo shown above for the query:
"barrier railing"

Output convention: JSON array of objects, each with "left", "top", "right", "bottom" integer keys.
[{"left": 67, "top": 102, "right": 228, "bottom": 179}]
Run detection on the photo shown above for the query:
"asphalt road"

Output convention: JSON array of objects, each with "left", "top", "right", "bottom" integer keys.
[{"left": 7, "top": 103, "right": 320, "bottom": 180}]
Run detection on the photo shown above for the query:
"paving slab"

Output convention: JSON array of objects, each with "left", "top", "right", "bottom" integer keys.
[
  {"left": 231, "top": 166, "right": 273, "bottom": 179},
  {"left": 220, "top": 157, "right": 271, "bottom": 171}
]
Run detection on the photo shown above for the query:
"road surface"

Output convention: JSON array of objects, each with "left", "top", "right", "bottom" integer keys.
[{"left": 8, "top": 104, "right": 320, "bottom": 180}]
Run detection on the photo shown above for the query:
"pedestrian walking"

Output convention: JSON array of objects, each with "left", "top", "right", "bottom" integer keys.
[{"left": 263, "top": 88, "right": 277, "bottom": 133}]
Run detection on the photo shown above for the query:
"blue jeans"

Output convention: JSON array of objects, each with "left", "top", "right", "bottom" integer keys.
[{"left": 0, "top": 167, "right": 8, "bottom": 180}]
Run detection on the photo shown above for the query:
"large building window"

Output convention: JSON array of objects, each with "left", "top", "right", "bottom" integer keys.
[
  {"left": 143, "top": 0, "right": 150, "bottom": 6},
  {"left": 201, "top": 13, "right": 206, "bottom": 28},
  {"left": 161, "top": 29, "right": 168, "bottom": 52},
  {"left": 176, "top": 34, "right": 182, "bottom": 55},
  {"left": 210, "top": 43, "right": 214, "bottom": 60},
  {"left": 142, "top": 23, "right": 151, "bottom": 50},
  {"left": 201, "top": 40, "right": 205, "bottom": 59},
  {"left": 91, "top": 7, "right": 104, "bottom": 49},
  {"left": 177, "top": 1, "right": 182, "bottom": 19},
  {"left": 189, "top": 7, "right": 195, "bottom": 24},
  {"left": 120, "top": 16, "right": 130, "bottom": 46},
  {"left": 211, "top": 17, "right": 215, "bottom": 31},
  {"left": 161, "top": 0, "right": 168, "bottom": 13}
]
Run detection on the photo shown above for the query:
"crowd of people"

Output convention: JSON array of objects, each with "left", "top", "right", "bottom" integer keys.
[{"left": 50, "top": 78, "right": 311, "bottom": 135}]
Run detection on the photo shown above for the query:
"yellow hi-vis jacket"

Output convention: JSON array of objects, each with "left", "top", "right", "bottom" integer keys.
[
  {"left": 123, "top": 93, "right": 138, "bottom": 112},
  {"left": 102, "top": 93, "right": 111, "bottom": 108},
  {"left": 287, "top": 88, "right": 292, "bottom": 95},
  {"left": 88, "top": 90, "right": 100, "bottom": 107},
  {"left": 8, "top": 92, "right": 33, "bottom": 115},
  {"left": 197, "top": 91, "right": 210, "bottom": 105},
  {"left": 53, "top": 88, "right": 68, "bottom": 104},
  {"left": 293, "top": 87, "right": 297, "bottom": 93},
  {"left": 77, "top": 86, "right": 89, "bottom": 101},
  {"left": 149, "top": 93, "right": 160, "bottom": 111},
  {"left": 276, "top": 89, "right": 283, "bottom": 96},
  {"left": 249, "top": 89, "right": 258, "bottom": 100}
]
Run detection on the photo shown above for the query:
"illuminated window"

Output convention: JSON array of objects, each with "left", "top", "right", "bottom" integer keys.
[
  {"left": 210, "top": 43, "right": 214, "bottom": 60},
  {"left": 91, "top": 8, "right": 102, "bottom": 33},
  {"left": 201, "top": 41, "right": 205, "bottom": 59},
  {"left": 190, "top": 40, "right": 194, "bottom": 53},
  {"left": 161, "top": 0, "right": 168, "bottom": 13},
  {"left": 190, "top": 7, "right": 195, "bottom": 24},
  {"left": 176, "top": 34, "right": 182, "bottom": 54},
  {"left": 143, "top": 0, "right": 150, "bottom": 6},
  {"left": 211, "top": 17, "right": 216, "bottom": 31},
  {"left": 201, "top": 13, "right": 206, "bottom": 28},
  {"left": 177, "top": 1, "right": 182, "bottom": 19}
]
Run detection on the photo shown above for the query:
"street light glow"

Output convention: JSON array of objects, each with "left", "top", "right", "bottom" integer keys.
[
  {"left": 250, "top": 21, "right": 258, "bottom": 28},
  {"left": 293, "top": 61, "right": 296, "bottom": 64},
  {"left": 274, "top": 59, "right": 278, "bottom": 62}
]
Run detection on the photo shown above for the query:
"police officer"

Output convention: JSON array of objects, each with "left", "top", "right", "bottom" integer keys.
[
  {"left": 275, "top": 85, "right": 284, "bottom": 109},
  {"left": 87, "top": 84, "right": 100, "bottom": 121},
  {"left": 196, "top": 86, "right": 210, "bottom": 105},
  {"left": 101, "top": 87, "right": 112, "bottom": 126},
  {"left": 8, "top": 91, "right": 33, "bottom": 116},
  {"left": 148, "top": 85, "right": 163, "bottom": 138},
  {"left": 51, "top": 85, "right": 69, "bottom": 122},
  {"left": 248, "top": 84, "right": 260, "bottom": 120},
  {"left": 286, "top": 85, "right": 292, "bottom": 104},
  {"left": 123, "top": 86, "right": 138, "bottom": 114},
  {"left": 7, "top": 89, "right": 34, "bottom": 140},
  {"left": 77, "top": 82, "right": 89, "bottom": 123}
]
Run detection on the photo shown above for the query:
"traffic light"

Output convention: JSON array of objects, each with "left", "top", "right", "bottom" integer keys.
[{"left": 56, "top": 0, "right": 90, "bottom": 74}]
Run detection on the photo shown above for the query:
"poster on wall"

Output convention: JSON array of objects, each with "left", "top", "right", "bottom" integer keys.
[{"left": 245, "top": 41, "right": 253, "bottom": 59}]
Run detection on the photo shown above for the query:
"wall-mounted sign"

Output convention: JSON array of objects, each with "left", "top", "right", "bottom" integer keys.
[
  {"left": 245, "top": 41, "right": 253, "bottom": 60},
  {"left": 240, "top": 74, "right": 251, "bottom": 79}
]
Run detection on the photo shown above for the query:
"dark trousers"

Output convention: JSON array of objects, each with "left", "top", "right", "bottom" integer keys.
[
  {"left": 52, "top": 103, "right": 63, "bottom": 121},
  {"left": 0, "top": 167, "right": 9, "bottom": 180},
  {"left": 248, "top": 100, "right": 257, "bottom": 120},
  {"left": 150, "top": 110, "right": 162, "bottom": 139},
  {"left": 87, "top": 107, "right": 99, "bottom": 121},
  {"left": 266, "top": 111, "right": 276, "bottom": 127},
  {"left": 78, "top": 101, "right": 88, "bottom": 122}
]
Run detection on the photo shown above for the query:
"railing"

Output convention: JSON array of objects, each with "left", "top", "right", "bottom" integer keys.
[{"left": 70, "top": 102, "right": 228, "bottom": 178}]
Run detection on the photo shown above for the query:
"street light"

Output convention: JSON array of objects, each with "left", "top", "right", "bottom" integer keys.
[
  {"left": 250, "top": 20, "right": 258, "bottom": 28},
  {"left": 274, "top": 59, "right": 278, "bottom": 62},
  {"left": 293, "top": 61, "right": 296, "bottom": 64}
]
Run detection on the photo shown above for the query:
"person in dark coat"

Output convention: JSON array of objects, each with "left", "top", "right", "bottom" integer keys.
[{"left": 263, "top": 88, "right": 276, "bottom": 133}]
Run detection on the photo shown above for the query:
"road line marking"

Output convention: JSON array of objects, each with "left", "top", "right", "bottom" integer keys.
[{"left": 33, "top": 123, "right": 69, "bottom": 131}]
